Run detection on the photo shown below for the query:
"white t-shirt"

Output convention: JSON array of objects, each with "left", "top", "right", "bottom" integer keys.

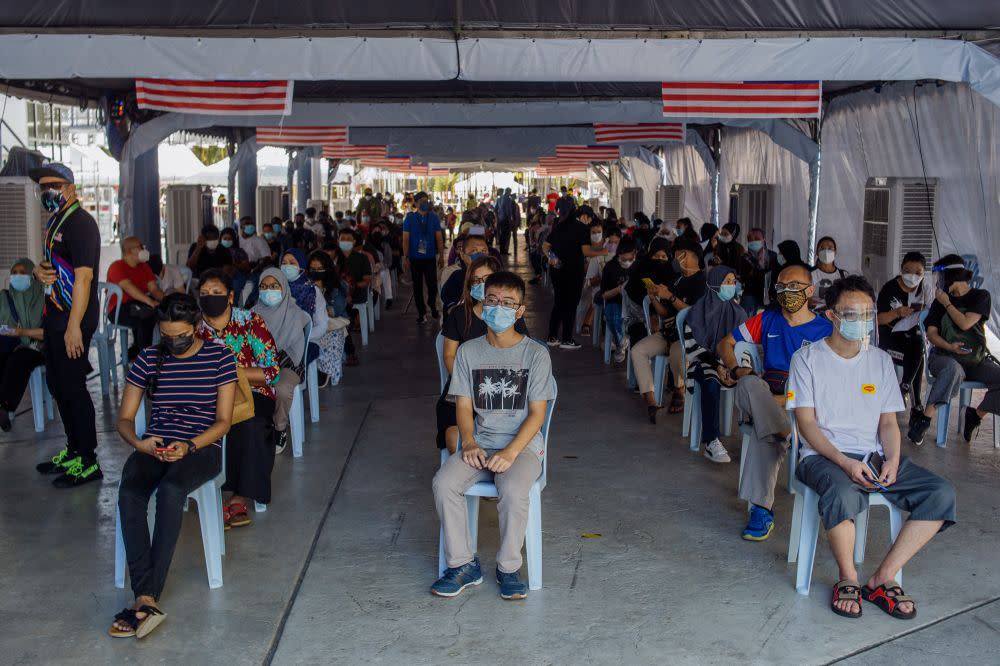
[
  {"left": 786, "top": 339, "right": 904, "bottom": 459},
  {"left": 241, "top": 235, "right": 271, "bottom": 263}
]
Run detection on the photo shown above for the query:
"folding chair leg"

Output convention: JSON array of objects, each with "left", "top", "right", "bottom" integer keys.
[
  {"left": 29, "top": 368, "right": 45, "bottom": 432},
  {"left": 359, "top": 308, "right": 369, "bottom": 346},
  {"left": 721, "top": 390, "right": 735, "bottom": 436},
  {"left": 592, "top": 307, "right": 602, "bottom": 347},
  {"left": 291, "top": 388, "right": 304, "bottom": 458},
  {"left": 307, "top": 360, "right": 320, "bottom": 423},
  {"left": 689, "top": 386, "right": 701, "bottom": 451},
  {"left": 466, "top": 495, "right": 480, "bottom": 551},
  {"left": 114, "top": 507, "right": 127, "bottom": 588},
  {"left": 935, "top": 402, "right": 951, "bottom": 448},
  {"left": 96, "top": 340, "right": 110, "bottom": 396},
  {"left": 794, "top": 489, "right": 821, "bottom": 595},
  {"left": 438, "top": 526, "right": 447, "bottom": 578},
  {"left": 853, "top": 508, "right": 869, "bottom": 565},
  {"left": 193, "top": 485, "right": 224, "bottom": 588},
  {"left": 525, "top": 486, "right": 543, "bottom": 590},
  {"left": 653, "top": 356, "right": 668, "bottom": 408},
  {"left": 787, "top": 493, "right": 804, "bottom": 563}
]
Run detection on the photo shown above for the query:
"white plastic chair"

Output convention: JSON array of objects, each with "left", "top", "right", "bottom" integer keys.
[
  {"left": 114, "top": 403, "right": 227, "bottom": 590},
  {"left": 592, "top": 301, "right": 603, "bottom": 348},
  {"left": 289, "top": 321, "right": 312, "bottom": 458},
  {"left": 437, "top": 389, "right": 557, "bottom": 591},
  {"left": 91, "top": 282, "right": 125, "bottom": 395},
  {"left": 435, "top": 333, "right": 449, "bottom": 392},
  {"left": 785, "top": 408, "right": 903, "bottom": 595},
  {"left": 178, "top": 266, "right": 193, "bottom": 293},
  {"left": 357, "top": 290, "right": 370, "bottom": 347},
  {"left": 306, "top": 354, "right": 320, "bottom": 423},
  {"left": 917, "top": 310, "right": 999, "bottom": 448},
  {"left": 676, "top": 307, "right": 735, "bottom": 451},
  {"left": 27, "top": 365, "right": 55, "bottom": 432},
  {"left": 365, "top": 289, "right": 376, "bottom": 333}
]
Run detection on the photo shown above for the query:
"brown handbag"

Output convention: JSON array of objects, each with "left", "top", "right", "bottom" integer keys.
[{"left": 231, "top": 368, "right": 255, "bottom": 425}]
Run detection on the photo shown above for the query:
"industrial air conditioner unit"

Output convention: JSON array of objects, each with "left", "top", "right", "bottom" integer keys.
[
  {"left": 0, "top": 177, "right": 46, "bottom": 283},
  {"left": 655, "top": 185, "right": 685, "bottom": 223},
  {"left": 307, "top": 198, "right": 328, "bottom": 215},
  {"left": 165, "top": 184, "right": 209, "bottom": 266},
  {"left": 861, "top": 177, "right": 937, "bottom": 289},
  {"left": 621, "top": 187, "right": 644, "bottom": 223},
  {"left": 256, "top": 186, "right": 284, "bottom": 226},
  {"left": 733, "top": 184, "right": 777, "bottom": 242}
]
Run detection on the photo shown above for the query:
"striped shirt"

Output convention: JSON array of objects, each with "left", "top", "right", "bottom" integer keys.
[{"left": 126, "top": 340, "right": 238, "bottom": 447}]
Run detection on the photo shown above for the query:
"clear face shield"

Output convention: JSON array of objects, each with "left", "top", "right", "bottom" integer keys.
[{"left": 831, "top": 306, "right": 877, "bottom": 351}]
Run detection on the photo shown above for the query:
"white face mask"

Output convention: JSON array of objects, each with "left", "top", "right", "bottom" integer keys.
[
  {"left": 901, "top": 273, "right": 923, "bottom": 289},
  {"left": 590, "top": 233, "right": 603, "bottom": 243},
  {"left": 718, "top": 233, "right": 732, "bottom": 244},
  {"left": 137, "top": 248, "right": 150, "bottom": 263},
  {"left": 205, "top": 239, "right": 219, "bottom": 250},
  {"left": 818, "top": 249, "right": 836, "bottom": 265},
  {"left": 619, "top": 258, "right": 634, "bottom": 269}
]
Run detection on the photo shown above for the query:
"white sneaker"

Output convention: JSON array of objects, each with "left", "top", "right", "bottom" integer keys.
[
  {"left": 704, "top": 439, "right": 731, "bottom": 463},
  {"left": 613, "top": 338, "right": 629, "bottom": 363}
]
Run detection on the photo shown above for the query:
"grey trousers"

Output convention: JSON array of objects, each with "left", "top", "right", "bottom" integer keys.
[
  {"left": 433, "top": 448, "right": 542, "bottom": 573},
  {"left": 736, "top": 375, "right": 790, "bottom": 510},
  {"left": 797, "top": 453, "right": 957, "bottom": 531},
  {"left": 926, "top": 351, "right": 1000, "bottom": 415},
  {"left": 273, "top": 368, "right": 301, "bottom": 433}
]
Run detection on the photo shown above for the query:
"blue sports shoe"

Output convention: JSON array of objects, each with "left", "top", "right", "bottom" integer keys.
[
  {"left": 431, "top": 557, "right": 483, "bottom": 597},
  {"left": 496, "top": 568, "right": 528, "bottom": 600},
  {"left": 741, "top": 505, "right": 775, "bottom": 541}
]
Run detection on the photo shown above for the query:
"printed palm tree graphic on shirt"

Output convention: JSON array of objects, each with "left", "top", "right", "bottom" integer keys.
[{"left": 474, "top": 368, "right": 529, "bottom": 411}]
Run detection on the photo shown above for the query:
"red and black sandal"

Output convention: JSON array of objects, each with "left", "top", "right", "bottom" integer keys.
[
  {"left": 228, "top": 502, "right": 252, "bottom": 528},
  {"left": 831, "top": 579, "right": 863, "bottom": 619},
  {"left": 862, "top": 581, "right": 917, "bottom": 620}
]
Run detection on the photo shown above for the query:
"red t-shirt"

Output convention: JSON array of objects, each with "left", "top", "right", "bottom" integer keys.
[
  {"left": 106, "top": 259, "right": 156, "bottom": 310},
  {"left": 546, "top": 192, "right": 559, "bottom": 212}
]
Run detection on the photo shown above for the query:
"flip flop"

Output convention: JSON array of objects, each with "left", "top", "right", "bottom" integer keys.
[{"left": 134, "top": 605, "right": 167, "bottom": 639}]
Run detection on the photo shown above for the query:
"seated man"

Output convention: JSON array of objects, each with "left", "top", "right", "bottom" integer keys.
[
  {"left": 440, "top": 234, "right": 489, "bottom": 312},
  {"left": 789, "top": 275, "right": 955, "bottom": 619},
  {"left": 718, "top": 263, "right": 831, "bottom": 540},
  {"left": 432, "top": 271, "right": 556, "bottom": 601},
  {"left": 338, "top": 228, "right": 372, "bottom": 317},
  {"left": 107, "top": 236, "right": 165, "bottom": 359}
]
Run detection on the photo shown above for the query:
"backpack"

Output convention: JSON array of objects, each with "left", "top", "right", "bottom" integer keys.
[{"left": 939, "top": 308, "right": 987, "bottom": 367}]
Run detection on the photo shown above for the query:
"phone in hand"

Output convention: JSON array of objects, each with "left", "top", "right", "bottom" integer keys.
[
  {"left": 959, "top": 345, "right": 974, "bottom": 354},
  {"left": 862, "top": 451, "right": 888, "bottom": 491},
  {"left": 641, "top": 277, "right": 655, "bottom": 289},
  {"left": 909, "top": 303, "right": 923, "bottom": 312},
  {"left": 154, "top": 446, "right": 174, "bottom": 453}
]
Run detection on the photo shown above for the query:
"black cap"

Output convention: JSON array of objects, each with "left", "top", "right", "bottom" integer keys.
[
  {"left": 28, "top": 162, "right": 74, "bottom": 184},
  {"left": 414, "top": 191, "right": 429, "bottom": 201},
  {"left": 577, "top": 205, "right": 596, "bottom": 219}
]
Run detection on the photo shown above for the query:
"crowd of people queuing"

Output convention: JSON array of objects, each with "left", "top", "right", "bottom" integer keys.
[{"left": 0, "top": 165, "right": 989, "bottom": 634}]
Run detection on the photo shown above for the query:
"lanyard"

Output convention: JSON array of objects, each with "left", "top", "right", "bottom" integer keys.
[{"left": 43, "top": 201, "right": 81, "bottom": 262}]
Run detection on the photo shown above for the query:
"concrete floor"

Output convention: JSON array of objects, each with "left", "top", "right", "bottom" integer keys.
[{"left": 1, "top": 240, "right": 999, "bottom": 665}]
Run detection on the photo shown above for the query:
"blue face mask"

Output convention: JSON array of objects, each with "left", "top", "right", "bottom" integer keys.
[
  {"left": 338, "top": 241, "right": 354, "bottom": 252},
  {"left": 281, "top": 264, "right": 301, "bottom": 281},
  {"left": 263, "top": 232, "right": 274, "bottom": 241},
  {"left": 9, "top": 274, "right": 31, "bottom": 292},
  {"left": 243, "top": 224, "right": 256, "bottom": 236},
  {"left": 419, "top": 201, "right": 431, "bottom": 213},
  {"left": 718, "top": 284, "right": 738, "bottom": 301},
  {"left": 838, "top": 317, "right": 874, "bottom": 342},
  {"left": 258, "top": 289, "right": 283, "bottom": 307},
  {"left": 470, "top": 282, "right": 485, "bottom": 302},
  {"left": 468, "top": 252, "right": 485, "bottom": 262},
  {"left": 221, "top": 238, "right": 234, "bottom": 249},
  {"left": 482, "top": 304, "right": 518, "bottom": 333},
  {"left": 748, "top": 240, "right": 764, "bottom": 253}
]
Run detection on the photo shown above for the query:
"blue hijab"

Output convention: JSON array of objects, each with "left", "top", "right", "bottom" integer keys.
[{"left": 282, "top": 248, "right": 316, "bottom": 315}]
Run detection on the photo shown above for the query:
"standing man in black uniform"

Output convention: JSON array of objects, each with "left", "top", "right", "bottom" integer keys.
[{"left": 30, "top": 163, "right": 103, "bottom": 488}]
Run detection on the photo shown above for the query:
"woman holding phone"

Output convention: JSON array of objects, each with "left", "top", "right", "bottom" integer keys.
[
  {"left": 876, "top": 252, "right": 933, "bottom": 412},
  {"left": 111, "top": 293, "right": 237, "bottom": 639}
]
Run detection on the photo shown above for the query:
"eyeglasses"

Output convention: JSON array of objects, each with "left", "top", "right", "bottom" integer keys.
[
  {"left": 483, "top": 295, "right": 522, "bottom": 309},
  {"left": 471, "top": 276, "right": 489, "bottom": 285},
  {"left": 774, "top": 282, "right": 810, "bottom": 292},
  {"left": 833, "top": 309, "right": 875, "bottom": 322}
]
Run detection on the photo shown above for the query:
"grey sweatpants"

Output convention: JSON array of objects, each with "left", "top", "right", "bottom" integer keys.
[
  {"left": 926, "top": 351, "right": 1000, "bottom": 415},
  {"left": 797, "top": 453, "right": 957, "bottom": 531},
  {"left": 433, "top": 448, "right": 542, "bottom": 573},
  {"left": 736, "top": 375, "right": 790, "bottom": 510}
]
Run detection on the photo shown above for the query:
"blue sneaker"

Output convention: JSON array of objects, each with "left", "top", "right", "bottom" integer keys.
[
  {"left": 741, "top": 505, "right": 775, "bottom": 541},
  {"left": 496, "top": 568, "right": 528, "bottom": 600},
  {"left": 431, "top": 558, "right": 483, "bottom": 597}
]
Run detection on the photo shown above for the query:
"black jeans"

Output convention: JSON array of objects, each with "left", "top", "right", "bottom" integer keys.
[
  {"left": 118, "top": 301, "right": 156, "bottom": 359},
  {"left": 409, "top": 258, "right": 439, "bottom": 317},
  {"left": 0, "top": 346, "right": 45, "bottom": 411},
  {"left": 43, "top": 322, "right": 97, "bottom": 458},
  {"left": 224, "top": 393, "right": 276, "bottom": 503},
  {"left": 548, "top": 268, "right": 584, "bottom": 342},
  {"left": 498, "top": 219, "right": 513, "bottom": 254},
  {"left": 879, "top": 328, "right": 925, "bottom": 406},
  {"left": 119, "top": 446, "right": 221, "bottom": 599}
]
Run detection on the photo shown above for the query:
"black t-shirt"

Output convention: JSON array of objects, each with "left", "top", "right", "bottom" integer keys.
[
  {"left": 876, "top": 277, "right": 919, "bottom": 339},
  {"left": 547, "top": 220, "right": 591, "bottom": 275},
  {"left": 668, "top": 272, "right": 707, "bottom": 317},
  {"left": 600, "top": 259, "right": 632, "bottom": 305},
  {"left": 187, "top": 243, "right": 233, "bottom": 275},
  {"left": 44, "top": 203, "right": 101, "bottom": 331},
  {"left": 926, "top": 288, "right": 991, "bottom": 333},
  {"left": 442, "top": 303, "right": 529, "bottom": 343},
  {"left": 342, "top": 251, "right": 372, "bottom": 285}
]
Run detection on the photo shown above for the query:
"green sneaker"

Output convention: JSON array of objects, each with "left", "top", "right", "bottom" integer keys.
[
  {"left": 36, "top": 448, "right": 81, "bottom": 475},
  {"left": 52, "top": 458, "right": 103, "bottom": 488}
]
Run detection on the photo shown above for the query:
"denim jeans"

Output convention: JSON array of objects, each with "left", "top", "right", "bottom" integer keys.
[
  {"left": 691, "top": 364, "right": 722, "bottom": 443},
  {"left": 604, "top": 301, "right": 624, "bottom": 347}
]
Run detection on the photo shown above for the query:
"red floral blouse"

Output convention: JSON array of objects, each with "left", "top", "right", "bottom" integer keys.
[{"left": 197, "top": 307, "right": 280, "bottom": 400}]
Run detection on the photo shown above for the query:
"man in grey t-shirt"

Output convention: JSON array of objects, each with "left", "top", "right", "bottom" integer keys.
[{"left": 432, "top": 272, "right": 556, "bottom": 601}]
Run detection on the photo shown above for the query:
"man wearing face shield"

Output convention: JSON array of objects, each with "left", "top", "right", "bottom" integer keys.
[
  {"left": 907, "top": 255, "right": 999, "bottom": 445},
  {"left": 29, "top": 163, "right": 104, "bottom": 487},
  {"left": 717, "top": 264, "right": 831, "bottom": 540}
]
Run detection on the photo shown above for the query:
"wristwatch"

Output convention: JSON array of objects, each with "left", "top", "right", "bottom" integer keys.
[{"left": 181, "top": 439, "right": 198, "bottom": 454}]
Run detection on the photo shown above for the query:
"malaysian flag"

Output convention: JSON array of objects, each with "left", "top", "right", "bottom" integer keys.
[
  {"left": 538, "top": 156, "right": 593, "bottom": 168},
  {"left": 359, "top": 157, "right": 413, "bottom": 169},
  {"left": 593, "top": 122, "right": 686, "bottom": 144},
  {"left": 136, "top": 79, "right": 295, "bottom": 116},
  {"left": 554, "top": 145, "right": 621, "bottom": 161},
  {"left": 661, "top": 81, "right": 822, "bottom": 119},
  {"left": 322, "top": 145, "right": 388, "bottom": 159},
  {"left": 257, "top": 126, "right": 346, "bottom": 146}
]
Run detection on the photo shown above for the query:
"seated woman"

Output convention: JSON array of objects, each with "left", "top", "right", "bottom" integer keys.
[
  {"left": 307, "top": 250, "right": 354, "bottom": 380},
  {"left": 0, "top": 258, "right": 45, "bottom": 432},
  {"left": 280, "top": 249, "right": 327, "bottom": 367},
  {"left": 219, "top": 226, "right": 240, "bottom": 252},
  {"left": 600, "top": 237, "right": 637, "bottom": 363},
  {"left": 111, "top": 293, "right": 237, "bottom": 639},
  {"left": 436, "top": 255, "right": 529, "bottom": 453},
  {"left": 877, "top": 252, "right": 934, "bottom": 411},
  {"left": 682, "top": 266, "right": 747, "bottom": 463},
  {"left": 196, "top": 269, "right": 280, "bottom": 527},
  {"left": 713, "top": 222, "right": 745, "bottom": 270},
  {"left": 810, "top": 236, "right": 851, "bottom": 310},
  {"left": 907, "top": 255, "right": 1000, "bottom": 445},
  {"left": 737, "top": 227, "right": 779, "bottom": 316},
  {"left": 253, "top": 268, "right": 311, "bottom": 453}
]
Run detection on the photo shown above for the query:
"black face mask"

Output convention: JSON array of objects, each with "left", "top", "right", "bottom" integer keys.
[
  {"left": 161, "top": 333, "right": 195, "bottom": 356},
  {"left": 308, "top": 270, "right": 326, "bottom": 282},
  {"left": 199, "top": 294, "right": 230, "bottom": 318}
]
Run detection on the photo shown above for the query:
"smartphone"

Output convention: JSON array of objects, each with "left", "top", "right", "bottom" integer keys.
[
  {"left": 909, "top": 303, "right": 923, "bottom": 312},
  {"left": 959, "top": 345, "right": 974, "bottom": 354},
  {"left": 154, "top": 446, "right": 174, "bottom": 453},
  {"left": 862, "top": 452, "right": 888, "bottom": 491},
  {"left": 641, "top": 277, "right": 655, "bottom": 289}
]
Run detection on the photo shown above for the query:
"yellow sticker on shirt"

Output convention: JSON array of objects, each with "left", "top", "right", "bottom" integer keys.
[
  {"left": 861, "top": 384, "right": 877, "bottom": 395},
  {"left": 786, "top": 390, "right": 795, "bottom": 401}
]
